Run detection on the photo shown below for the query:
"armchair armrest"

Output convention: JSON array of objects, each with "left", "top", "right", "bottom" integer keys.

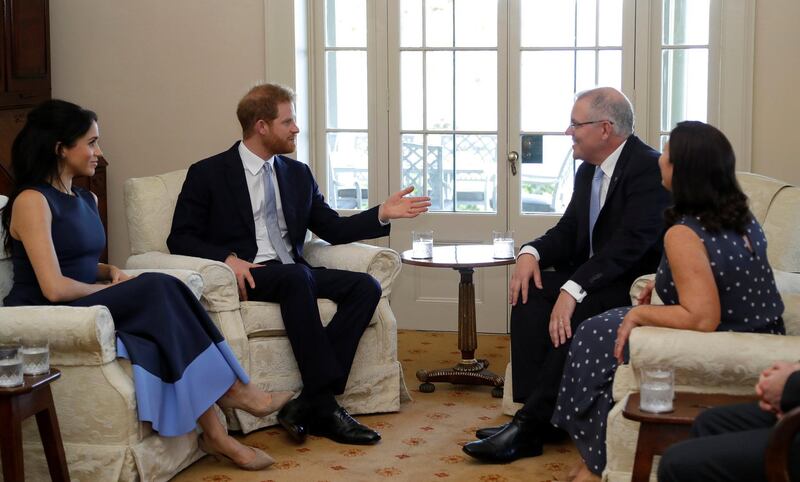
[
  {"left": 126, "top": 252, "right": 239, "bottom": 312},
  {"left": 121, "top": 268, "right": 204, "bottom": 299},
  {"left": 0, "top": 306, "right": 116, "bottom": 366},
  {"left": 629, "top": 273, "right": 662, "bottom": 305},
  {"left": 614, "top": 327, "right": 800, "bottom": 397},
  {"left": 303, "top": 238, "right": 401, "bottom": 295}
]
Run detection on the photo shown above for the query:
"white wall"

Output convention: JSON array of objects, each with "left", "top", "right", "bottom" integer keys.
[
  {"left": 751, "top": 0, "right": 800, "bottom": 185},
  {"left": 50, "top": 0, "right": 267, "bottom": 265},
  {"left": 49, "top": 1, "right": 800, "bottom": 265}
]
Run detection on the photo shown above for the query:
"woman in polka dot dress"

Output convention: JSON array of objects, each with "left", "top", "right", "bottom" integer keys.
[{"left": 551, "top": 121, "right": 785, "bottom": 482}]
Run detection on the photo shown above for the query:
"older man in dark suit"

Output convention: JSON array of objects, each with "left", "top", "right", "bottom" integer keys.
[
  {"left": 464, "top": 87, "right": 671, "bottom": 463},
  {"left": 168, "top": 83, "right": 429, "bottom": 446}
]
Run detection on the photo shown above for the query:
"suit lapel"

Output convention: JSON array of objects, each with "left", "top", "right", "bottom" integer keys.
[
  {"left": 273, "top": 156, "right": 296, "bottom": 239},
  {"left": 602, "top": 135, "right": 638, "bottom": 205},
  {"left": 224, "top": 143, "right": 256, "bottom": 236}
]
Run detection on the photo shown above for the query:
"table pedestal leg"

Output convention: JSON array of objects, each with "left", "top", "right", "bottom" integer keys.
[{"left": 416, "top": 267, "right": 505, "bottom": 397}]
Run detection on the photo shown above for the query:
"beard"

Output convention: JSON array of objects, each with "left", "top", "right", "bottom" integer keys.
[{"left": 264, "top": 135, "right": 296, "bottom": 155}]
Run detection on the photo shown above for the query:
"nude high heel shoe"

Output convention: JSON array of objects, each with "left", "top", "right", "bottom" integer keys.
[
  {"left": 198, "top": 434, "right": 275, "bottom": 470},
  {"left": 218, "top": 390, "right": 296, "bottom": 418}
]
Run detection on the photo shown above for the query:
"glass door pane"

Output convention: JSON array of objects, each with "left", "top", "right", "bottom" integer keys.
[
  {"left": 400, "top": 0, "right": 499, "bottom": 213},
  {"left": 324, "top": 0, "right": 370, "bottom": 210},
  {"left": 517, "top": 0, "right": 626, "bottom": 215},
  {"left": 659, "top": 0, "right": 711, "bottom": 137}
]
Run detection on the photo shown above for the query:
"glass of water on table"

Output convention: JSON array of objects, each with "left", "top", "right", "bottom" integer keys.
[
  {"left": 412, "top": 230, "right": 434, "bottom": 259},
  {"left": 0, "top": 341, "right": 23, "bottom": 387},
  {"left": 639, "top": 366, "right": 674, "bottom": 413},
  {"left": 492, "top": 231, "right": 515, "bottom": 259},
  {"left": 22, "top": 336, "right": 50, "bottom": 376}
]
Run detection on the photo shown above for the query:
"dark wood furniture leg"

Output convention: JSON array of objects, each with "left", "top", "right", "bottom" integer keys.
[
  {"left": 35, "top": 388, "right": 70, "bottom": 481},
  {"left": 0, "top": 381, "right": 70, "bottom": 481},
  {"left": 0, "top": 395, "right": 26, "bottom": 481},
  {"left": 416, "top": 267, "right": 505, "bottom": 397},
  {"left": 630, "top": 423, "right": 690, "bottom": 482}
]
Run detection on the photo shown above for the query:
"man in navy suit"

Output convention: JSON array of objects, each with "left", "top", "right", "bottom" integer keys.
[
  {"left": 464, "top": 87, "right": 671, "bottom": 462},
  {"left": 168, "top": 83, "right": 430, "bottom": 446}
]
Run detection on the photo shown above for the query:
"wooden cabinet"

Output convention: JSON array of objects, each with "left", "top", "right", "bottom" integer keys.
[
  {"left": 0, "top": 0, "right": 109, "bottom": 262},
  {"left": 0, "top": 0, "right": 51, "bottom": 187},
  {"left": 0, "top": 0, "right": 50, "bottom": 108}
]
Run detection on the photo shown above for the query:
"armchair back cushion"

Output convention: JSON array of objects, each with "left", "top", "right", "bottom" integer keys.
[
  {"left": 125, "top": 169, "right": 188, "bottom": 255},
  {"left": 739, "top": 173, "right": 800, "bottom": 273}
]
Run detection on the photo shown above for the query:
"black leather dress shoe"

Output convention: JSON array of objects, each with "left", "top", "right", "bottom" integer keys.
[
  {"left": 277, "top": 398, "right": 309, "bottom": 443},
  {"left": 476, "top": 422, "right": 567, "bottom": 442},
  {"left": 462, "top": 418, "right": 543, "bottom": 463},
  {"left": 310, "top": 406, "right": 381, "bottom": 445},
  {"left": 476, "top": 424, "right": 506, "bottom": 439}
]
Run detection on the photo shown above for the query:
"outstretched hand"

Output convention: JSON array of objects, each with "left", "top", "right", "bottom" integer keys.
[{"left": 378, "top": 186, "right": 431, "bottom": 222}]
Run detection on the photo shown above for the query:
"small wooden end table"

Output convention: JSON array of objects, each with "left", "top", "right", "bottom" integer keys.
[
  {"left": 0, "top": 368, "right": 70, "bottom": 481},
  {"left": 622, "top": 391, "right": 757, "bottom": 482},
  {"left": 401, "top": 244, "right": 515, "bottom": 398}
]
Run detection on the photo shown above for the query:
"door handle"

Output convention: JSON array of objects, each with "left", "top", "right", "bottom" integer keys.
[{"left": 507, "top": 151, "right": 518, "bottom": 176}]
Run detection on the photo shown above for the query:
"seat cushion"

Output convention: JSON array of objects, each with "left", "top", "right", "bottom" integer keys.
[{"left": 239, "top": 299, "right": 377, "bottom": 337}]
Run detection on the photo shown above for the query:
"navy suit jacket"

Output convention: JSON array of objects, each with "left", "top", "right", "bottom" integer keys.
[
  {"left": 525, "top": 135, "right": 671, "bottom": 294},
  {"left": 782, "top": 371, "right": 800, "bottom": 413},
  {"left": 167, "top": 142, "right": 390, "bottom": 263}
]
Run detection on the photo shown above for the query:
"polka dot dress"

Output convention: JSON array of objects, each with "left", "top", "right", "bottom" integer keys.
[{"left": 550, "top": 215, "right": 785, "bottom": 475}]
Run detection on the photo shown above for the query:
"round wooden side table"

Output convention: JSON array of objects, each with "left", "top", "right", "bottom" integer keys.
[{"left": 401, "top": 244, "right": 515, "bottom": 398}]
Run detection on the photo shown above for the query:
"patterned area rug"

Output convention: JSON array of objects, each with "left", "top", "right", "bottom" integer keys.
[{"left": 173, "top": 330, "right": 579, "bottom": 481}]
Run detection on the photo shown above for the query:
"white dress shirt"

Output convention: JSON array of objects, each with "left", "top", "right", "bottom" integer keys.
[
  {"left": 239, "top": 142, "right": 295, "bottom": 263},
  {"left": 518, "top": 140, "right": 628, "bottom": 303}
]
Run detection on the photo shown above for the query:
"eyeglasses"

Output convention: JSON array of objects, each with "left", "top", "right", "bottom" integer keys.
[{"left": 568, "top": 119, "right": 614, "bottom": 130}]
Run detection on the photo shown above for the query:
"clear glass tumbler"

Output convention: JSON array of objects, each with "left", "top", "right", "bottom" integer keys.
[{"left": 639, "top": 366, "right": 674, "bottom": 413}]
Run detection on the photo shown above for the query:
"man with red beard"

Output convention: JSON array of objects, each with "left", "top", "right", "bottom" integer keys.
[
  {"left": 464, "top": 87, "right": 670, "bottom": 464},
  {"left": 169, "top": 83, "right": 430, "bottom": 446}
]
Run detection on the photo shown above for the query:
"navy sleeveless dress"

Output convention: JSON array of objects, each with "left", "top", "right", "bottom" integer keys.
[
  {"left": 551, "top": 214, "right": 785, "bottom": 474},
  {"left": 4, "top": 184, "right": 249, "bottom": 436}
]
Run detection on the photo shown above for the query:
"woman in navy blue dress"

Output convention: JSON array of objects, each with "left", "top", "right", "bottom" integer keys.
[
  {"left": 551, "top": 121, "right": 785, "bottom": 481},
  {"left": 2, "top": 100, "right": 293, "bottom": 470}
]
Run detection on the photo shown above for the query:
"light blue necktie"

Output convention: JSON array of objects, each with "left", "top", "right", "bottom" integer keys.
[
  {"left": 589, "top": 166, "right": 604, "bottom": 256},
  {"left": 262, "top": 162, "right": 294, "bottom": 264}
]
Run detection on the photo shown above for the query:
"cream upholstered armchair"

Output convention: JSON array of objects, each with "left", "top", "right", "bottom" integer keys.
[
  {"left": 0, "top": 196, "right": 208, "bottom": 481},
  {"left": 123, "top": 170, "right": 409, "bottom": 434},
  {"left": 500, "top": 173, "right": 800, "bottom": 481}
]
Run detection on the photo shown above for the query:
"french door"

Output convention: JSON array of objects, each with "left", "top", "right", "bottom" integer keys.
[
  {"left": 388, "top": 0, "right": 633, "bottom": 332},
  {"left": 313, "top": 0, "right": 733, "bottom": 333}
]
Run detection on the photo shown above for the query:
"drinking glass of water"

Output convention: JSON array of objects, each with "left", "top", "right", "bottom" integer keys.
[
  {"left": 492, "top": 230, "right": 515, "bottom": 259},
  {"left": 0, "top": 342, "right": 24, "bottom": 388},
  {"left": 639, "top": 366, "right": 674, "bottom": 413},
  {"left": 412, "top": 230, "right": 434, "bottom": 259},
  {"left": 21, "top": 336, "right": 50, "bottom": 376}
]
